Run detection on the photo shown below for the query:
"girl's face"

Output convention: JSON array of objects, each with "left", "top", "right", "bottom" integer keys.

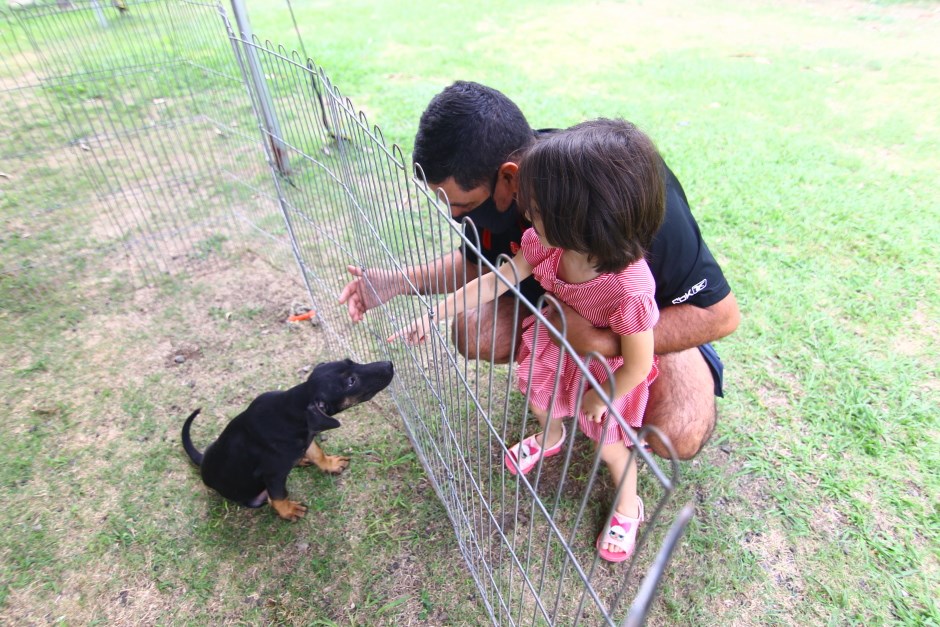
[
  {"left": 523, "top": 201, "right": 552, "bottom": 248},
  {"left": 531, "top": 215, "right": 552, "bottom": 248}
]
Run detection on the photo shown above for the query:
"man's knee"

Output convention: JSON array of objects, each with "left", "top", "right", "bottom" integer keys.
[
  {"left": 451, "top": 314, "right": 502, "bottom": 361},
  {"left": 646, "top": 403, "right": 716, "bottom": 460},
  {"left": 451, "top": 307, "right": 517, "bottom": 364},
  {"left": 643, "top": 348, "right": 718, "bottom": 460}
]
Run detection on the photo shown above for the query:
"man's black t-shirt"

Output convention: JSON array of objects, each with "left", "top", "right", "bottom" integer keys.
[
  {"left": 646, "top": 164, "right": 730, "bottom": 310},
  {"left": 461, "top": 133, "right": 730, "bottom": 311},
  {"left": 461, "top": 213, "right": 545, "bottom": 304}
]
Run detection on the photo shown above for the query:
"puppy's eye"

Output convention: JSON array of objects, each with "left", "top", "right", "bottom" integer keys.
[{"left": 346, "top": 375, "right": 357, "bottom": 388}]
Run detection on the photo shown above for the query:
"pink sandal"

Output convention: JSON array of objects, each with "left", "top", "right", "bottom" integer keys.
[
  {"left": 504, "top": 425, "right": 566, "bottom": 476},
  {"left": 596, "top": 498, "right": 645, "bottom": 563}
]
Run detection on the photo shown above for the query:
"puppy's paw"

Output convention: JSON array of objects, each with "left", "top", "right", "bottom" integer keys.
[
  {"left": 270, "top": 498, "right": 307, "bottom": 521},
  {"left": 320, "top": 454, "right": 350, "bottom": 475},
  {"left": 302, "top": 442, "right": 350, "bottom": 474}
]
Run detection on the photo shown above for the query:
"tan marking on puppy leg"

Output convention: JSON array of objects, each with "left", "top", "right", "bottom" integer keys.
[
  {"left": 303, "top": 440, "right": 350, "bottom": 474},
  {"left": 269, "top": 497, "right": 307, "bottom": 521}
]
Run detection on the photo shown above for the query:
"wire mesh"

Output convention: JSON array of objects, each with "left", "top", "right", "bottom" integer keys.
[
  {"left": 1, "top": 5, "right": 114, "bottom": 305},
  {"left": 0, "top": 2, "right": 692, "bottom": 624},
  {"left": 1, "top": 0, "right": 295, "bottom": 293}
]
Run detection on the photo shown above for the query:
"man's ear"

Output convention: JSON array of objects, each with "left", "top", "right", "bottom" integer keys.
[{"left": 493, "top": 162, "right": 519, "bottom": 211}]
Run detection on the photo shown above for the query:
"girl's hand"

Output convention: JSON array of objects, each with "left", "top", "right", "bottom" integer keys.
[
  {"left": 580, "top": 389, "right": 607, "bottom": 424},
  {"left": 387, "top": 316, "right": 431, "bottom": 345}
]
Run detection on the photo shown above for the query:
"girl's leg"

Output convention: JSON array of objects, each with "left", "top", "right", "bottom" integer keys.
[
  {"left": 598, "top": 441, "right": 639, "bottom": 554},
  {"left": 504, "top": 404, "right": 566, "bottom": 475},
  {"left": 530, "top": 404, "right": 564, "bottom": 449}
]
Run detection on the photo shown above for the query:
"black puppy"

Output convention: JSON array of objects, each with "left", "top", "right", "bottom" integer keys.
[{"left": 181, "top": 359, "right": 394, "bottom": 521}]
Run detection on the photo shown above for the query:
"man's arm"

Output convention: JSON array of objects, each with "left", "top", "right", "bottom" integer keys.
[
  {"left": 406, "top": 248, "right": 480, "bottom": 296},
  {"left": 340, "top": 248, "right": 481, "bottom": 322},
  {"left": 652, "top": 292, "right": 740, "bottom": 354},
  {"left": 547, "top": 291, "right": 740, "bottom": 357},
  {"left": 389, "top": 250, "right": 532, "bottom": 344}
]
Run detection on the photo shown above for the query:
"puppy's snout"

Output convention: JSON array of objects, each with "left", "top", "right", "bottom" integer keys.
[
  {"left": 350, "top": 360, "right": 395, "bottom": 405},
  {"left": 371, "top": 360, "right": 395, "bottom": 389}
]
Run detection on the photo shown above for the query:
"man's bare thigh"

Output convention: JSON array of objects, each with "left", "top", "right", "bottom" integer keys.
[
  {"left": 452, "top": 294, "right": 525, "bottom": 363},
  {"left": 644, "top": 347, "right": 717, "bottom": 459}
]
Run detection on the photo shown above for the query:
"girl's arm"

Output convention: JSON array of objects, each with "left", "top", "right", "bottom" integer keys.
[
  {"left": 581, "top": 329, "right": 655, "bottom": 423},
  {"left": 388, "top": 249, "right": 533, "bottom": 344}
]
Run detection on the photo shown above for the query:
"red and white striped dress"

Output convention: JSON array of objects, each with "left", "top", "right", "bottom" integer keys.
[{"left": 515, "top": 228, "right": 659, "bottom": 445}]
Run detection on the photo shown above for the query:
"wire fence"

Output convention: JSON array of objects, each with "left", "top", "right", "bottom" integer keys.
[
  {"left": 0, "top": 1, "right": 692, "bottom": 624},
  {"left": 1, "top": 0, "right": 293, "bottom": 297}
]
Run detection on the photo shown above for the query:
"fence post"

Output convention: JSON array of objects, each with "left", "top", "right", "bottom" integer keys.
[
  {"left": 89, "top": 0, "right": 108, "bottom": 27},
  {"left": 622, "top": 502, "right": 695, "bottom": 627},
  {"left": 228, "top": 0, "right": 290, "bottom": 176}
]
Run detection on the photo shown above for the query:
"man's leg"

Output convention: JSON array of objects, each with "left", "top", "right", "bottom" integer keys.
[
  {"left": 451, "top": 294, "right": 524, "bottom": 364},
  {"left": 643, "top": 347, "right": 717, "bottom": 460}
]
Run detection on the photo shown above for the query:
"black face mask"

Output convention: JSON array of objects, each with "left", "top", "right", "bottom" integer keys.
[{"left": 462, "top": 196, "right": 520, "bottom": 233}]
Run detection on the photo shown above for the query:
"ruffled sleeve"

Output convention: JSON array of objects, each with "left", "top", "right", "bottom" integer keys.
[
  {"left": 520, "top": 228, "right": 554, "bottom": 267},
  {"left": 608, "top": 260, "right": 659, "bottom": 335},
  {"left": 609, "top": 292, "right": 658, "bottom": 336}
]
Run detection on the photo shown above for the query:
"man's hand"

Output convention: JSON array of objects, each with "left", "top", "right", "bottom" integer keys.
[
  {"left": 338, "top": 265, "right": 402, "bottom": 322},
  {"left": 544, "top": 302, "right": 620, "bottom": 359}
]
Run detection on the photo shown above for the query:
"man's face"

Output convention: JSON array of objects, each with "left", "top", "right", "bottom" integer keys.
[{"left": 429, "top": 177, "right": 493, "bottom": 220}]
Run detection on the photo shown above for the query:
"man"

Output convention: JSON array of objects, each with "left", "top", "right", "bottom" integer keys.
[{"left": 340, "top": 81, "right": 740, "bottom": 460}]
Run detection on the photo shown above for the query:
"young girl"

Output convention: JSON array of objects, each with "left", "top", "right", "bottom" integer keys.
[{"left": 391, "top": 118, "right": 665, "bottom": 562}]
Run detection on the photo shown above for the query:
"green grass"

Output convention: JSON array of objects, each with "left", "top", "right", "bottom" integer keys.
[{"left": 1, "top": 0, "right": 938, "bottom": 625}]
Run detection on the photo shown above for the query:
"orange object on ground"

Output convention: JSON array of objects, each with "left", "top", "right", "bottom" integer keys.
[{"left": 287, "top": 311, "right": 316, "bottom": 322}]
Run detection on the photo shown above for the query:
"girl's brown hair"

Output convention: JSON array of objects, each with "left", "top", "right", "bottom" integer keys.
[{"left": 517, "top": 118, "right": 665, "bottom": 273}]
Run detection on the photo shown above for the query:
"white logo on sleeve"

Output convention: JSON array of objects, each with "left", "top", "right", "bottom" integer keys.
[{"left": 672, "top": 279, "right": 707, "bottom": 305}]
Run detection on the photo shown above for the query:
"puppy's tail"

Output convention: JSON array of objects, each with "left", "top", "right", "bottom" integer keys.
[{"left": 181, "top": 409, "right": 204, "bottom": 466}]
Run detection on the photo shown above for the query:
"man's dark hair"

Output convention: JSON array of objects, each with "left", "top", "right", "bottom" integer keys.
[
  {"left": 413, "top": 81, "right": 534, "bottom": 189},
  {"left": 517, "top": 118, "right": 665, "bottom": 273}
]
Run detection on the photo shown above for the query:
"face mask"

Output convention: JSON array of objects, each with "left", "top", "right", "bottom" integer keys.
[{"left": 462, "top": 196, "right": 520, "bottom": 233}]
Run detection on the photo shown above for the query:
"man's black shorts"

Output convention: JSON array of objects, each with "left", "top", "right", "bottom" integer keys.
[{"left": 699, "top": 342, "right": 724, "bottom": 398}]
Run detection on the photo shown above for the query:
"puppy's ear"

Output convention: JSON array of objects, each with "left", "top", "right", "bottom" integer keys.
[
  {"left": 306, "top": 402, "right": 341, "bottom": 431},
  {"left": 307, "top": 362, "right": 327, "bottom": 381}
]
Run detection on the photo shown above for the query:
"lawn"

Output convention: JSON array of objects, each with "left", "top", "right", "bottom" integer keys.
[{"left": 0, "top": 0, "right": 937, "bottom": 624}]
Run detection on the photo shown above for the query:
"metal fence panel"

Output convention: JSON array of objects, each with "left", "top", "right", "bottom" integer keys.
[{"left": 223, "top": 23, "right": 691, "bottom": 624}]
